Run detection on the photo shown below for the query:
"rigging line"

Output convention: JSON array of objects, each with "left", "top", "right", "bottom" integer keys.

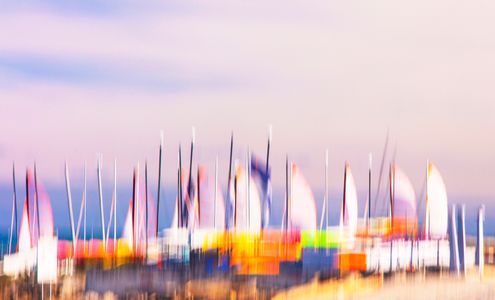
[{"left": 372, "top": 129, "right": 390, "bottom": 216}]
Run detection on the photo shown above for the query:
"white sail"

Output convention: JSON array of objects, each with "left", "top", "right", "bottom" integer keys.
[
  {"left": 197, "top": 165, "right": 225, "bottom": 230},
  {"left": 426, "top": 162, "right": 448, "bottom": 239},
  {"left": 122, "top": 201, "right": 133, "bottom": 250},
  {"left": 231, "top": 165, "right": 262, "bottom": 232},
  {"left": 391, "top": 163, "right": 417, "bottom": 219},
  {"left": 18, "top": 200, "right": 31, "bottom": 253},
  {"left": 340, "top": 162, "right": 358, "bottom": 237},
  {"left": 290, "top": 163, "right": 317, "bottom": 231}
]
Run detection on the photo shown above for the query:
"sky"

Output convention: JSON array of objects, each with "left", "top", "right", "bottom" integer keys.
[{"left": 0, "top": 0, "right": 494, "bottom": 238}]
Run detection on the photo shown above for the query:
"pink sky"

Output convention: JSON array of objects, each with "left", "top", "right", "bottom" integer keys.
[{"left": 0, "top": 0, "right": 494, "bottom": 202}]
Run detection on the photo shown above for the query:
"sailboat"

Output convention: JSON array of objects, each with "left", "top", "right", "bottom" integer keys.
[
  {"left": 425, "top": 162, "right": 448, "bottom": 239},
  {"left": 231, "top": 163, "right": 262, "bottom": 233},
  {"left": 289, "top": 163, "right": 317, "bottom": 232},
  {"left": 339, "top": 162, "right": 358, "bottom": 248},
  {"left": 4, "top": 168, "right": 56, "bottom": 281},
  {"left": 389, "top": 163, "right": 417, "bottom": 238}
]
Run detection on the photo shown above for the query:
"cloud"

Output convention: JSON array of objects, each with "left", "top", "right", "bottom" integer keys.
[{"left": 0, "top": 54, "right": 238, "bottom": 93}]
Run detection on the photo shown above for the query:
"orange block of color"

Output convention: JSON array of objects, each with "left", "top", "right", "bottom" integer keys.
[
  {"left": 237, "top": 257, "right": 280, "bottom": 275},
  {"left": 338, "top": 252, "right": 367, "bottom": 272}
]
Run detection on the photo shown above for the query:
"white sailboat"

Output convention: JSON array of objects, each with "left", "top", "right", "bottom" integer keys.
[
  {"left": 290, "top": 163, "right": 317, "bottom": 231},
  {"left": 425, "top": 162, "right": 448, "bottom": 239}
]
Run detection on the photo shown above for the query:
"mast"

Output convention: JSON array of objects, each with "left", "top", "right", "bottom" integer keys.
[
  {"left": 97, "top": 156, "right": 106, "bottom": 250},
  {"left": 9, "top": 163, "right": 18, "bottom": 255},
  {"left": 342, "top": 163, "right": 347, "bottom": 225},
  {"left": 290, "top": 161, "right": 293, "bottom": 233},
  {"left": 325, "top": 150, "right": 329, "bottom": 228},
  {"left": 113, "top": 159, "right": 117, "bottom": 252},
  {"left": 214, "top": 156, "right": 218, "bottom": 229},
  {"left": 373, "top": 130, "right": 389, "bottom": 216},
  {"left": 64, "top": 161, "right": 76, "bottom": 253},
  {"left": 178, "top": 146, "right": 183, "bottom": 228},
  {"left": 234, "top": 161, "right": 238, "bottom": 228},
  {"left": 388, "top": 163, "right": 396, "bottom": 237},
  {"left": 145, "top": 161, "right": 148, "bottom": 259},
  {"left": 425, "top": 160, "right": 430, "bottom": 240},
  {"left": 319, "top": 151, "right": 327, "bottom": 231},
  {"left": 83, "top": 162, "right": 87, "bottom": 251},
  {"left": 368, "top": 153, "right": 372, "bottom": 230},
  {"left": 176, "top": 151, "right": 181, "bottom": 228},
  {"left": 131, "top": 168, "right": 136, "bottom": 253},
  {"left": 264, "top": 126, "right": 272, "bottom": 229},
  {"left": 226, "top": 133, "right": 234, "bottom": 229},
  {"left": 34, "top": 163, "right": 41, "bottom": 243},
  {"left": 186, "top": 127, "right": 195, "bottom": 228},
  {"left": 156, "top": 131, "right": 163, "bottom": 237},
  {"left": 285, "top": 156, "right": 289, "bottom": 233},
  {"left": 197, "top": 168, "right": 201, "bottom": 227},
  {"left": 75, "top": 163, "right": 86, "bottom": 253},
  {"left": 136, "top": 163, "right": 140, "bottom": 253},
  {"left": 388, "top": 163, "right": 394, "bottom": 273},
  {"left": 25, "top": 170, "right": 31, "bottom": 248},
  {"left": 246, "top": 148, "right": 250, "bottom": 230}
]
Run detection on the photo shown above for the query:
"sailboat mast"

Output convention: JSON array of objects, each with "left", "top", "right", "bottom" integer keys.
[
  {"left": 342, "top": 163, "right": 347, "bottom": 224},
  {"left": 246, "top": 148, "right": 250, "bottom": 230},
  {"left": 97, "top": 156, "right": 106, "bottom": 250},
  {"left": 136, "top": 163, "right": 140, "bottom": 253},
  {"left": 9, "top": 163, "right": 18, "bottom": 255},
  {"left": 325, "top": 150, "right": 329, "bottom": 229},
  {"left": 234, "top": 162, "right": 238, "bottom": 229},
  {"left": 186, "top": 127, "right": 195, "bottom": 227},
  {"left": 264, "top": 126, "right": 272, "bottom": 229},
  {"left": 155, "top": 132, "right": 163, "bottom": 237},
  {"left": 34, "top": 163, "right": 41, "bottom": 243},
  {"left": 176, "top": 151, "right": 180, "bottom": 228},
  {"left": 426, "top": 160, "right": 430, "bottom": 240},
  {"left": 227, "top": 133, "right": 234, "bottom": 229},
  {"left": 285, "top": 156, "right": 289, "bottom": 233},
  {"left": 64, "top": 162, "right": 76, "bottom": 252},
  {"left": 197, "top": 168, "right": 201, "bottom": 227},
  {"left": 214, "top": 156, "right": 218, "bottom": 229},
  {"left": 145, "top": 161, "right": 148, "bottom": 259},
  {"left": 289, "top": 159, "right": 293, "bottom": 233},
  {"left": 12, "top": 164, "right": 18, "bottom": 251},
  {"left": 132, "top": 168, "right": 137, "bottom": 253},
  {"left": 368, "top": 153, "right": 372, "bottom": 230},
  {"left": 178, "top": 146, "right": 183, "bottom": 228},
  {"left": 388, "top": 163, "right": 395, "bottom": 233},
  {"left": 25, "top": 170, "right": 31, "bottom": 248},
  {"left": 83, "top": 162, "right": 87, "bottom": 250},
  {"left": 373, "top": 130, "right": 389, "bottom": 216},
  {"left": 113, "top": 159, "right": 117, "bottom": 252}
]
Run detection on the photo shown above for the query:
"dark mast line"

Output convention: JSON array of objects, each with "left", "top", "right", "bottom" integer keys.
[
  {"left": 145, "top": 161, "right": 149, "bottom": 260},
  {"left": 178, "top": 145, "right": 183, "bottom": 228},
  {"left": 131, "top": 168, "right": 136, "bottom": 254},
  {"left": 10, "top": 163, "right": 18, "bottom": 254},
  {"left": 342, "top": 163, "right": 347, "bottom": 223},
  {"left": 264, "top": 127, "right": 271, "bottom": 229},
  {"left": 25, "top": 170, "right": 30, "bottom": 246},
  {"left": 155, "top": 133, "right": 163, "bottom": 238},
  {"left": 285, "top": 156, "right": 289, "bottom": 233},
  {"left": 185, "top": 129, "right": 195, "bottom": 227},
  {"left": 197, "top": 169, "right": 201, "bottom": 227},
  {"left": 226, "top": 133, "right": 234, "bottom": 229},
  {"left": 34, "top": 163, "right": 41, "bottom": 242}
]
